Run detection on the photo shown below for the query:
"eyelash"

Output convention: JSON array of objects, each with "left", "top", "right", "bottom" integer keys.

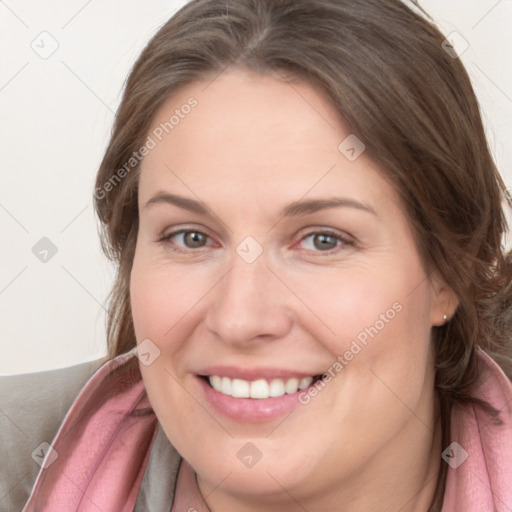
[{"left": 157, "top": 227, "right": 354, "bottom": 255}]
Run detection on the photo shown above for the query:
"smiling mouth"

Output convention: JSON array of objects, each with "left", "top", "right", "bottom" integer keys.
[{"left": 200, "top": 374, "right": 323, "bottom": 399}]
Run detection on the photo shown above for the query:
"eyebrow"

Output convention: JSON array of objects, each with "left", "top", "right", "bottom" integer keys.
[{"left": 144, "top": 192, "right": 377, "bottom": 218}]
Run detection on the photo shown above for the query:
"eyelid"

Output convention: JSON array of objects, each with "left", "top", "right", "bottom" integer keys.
[
  {"left": 157, "top": 225, "right": 355, "bottom": 253},
  {"left": 295, "top": 227, "right": 355, "bottom": 253},
  {"left": 158, "top": 226, "right": 217, "bottom": 250}
]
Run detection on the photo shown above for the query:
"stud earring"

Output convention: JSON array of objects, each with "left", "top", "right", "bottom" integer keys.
[{"left": 443, "top": 314, "right": 448, "bottom": 323}]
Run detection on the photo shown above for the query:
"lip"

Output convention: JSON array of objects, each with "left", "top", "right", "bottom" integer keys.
[
  {"left": 197, "top": 365, "right": 320, "bottom": 381},
  {"left": 195, "top": 373, "right": 319, "bottom": 423}
]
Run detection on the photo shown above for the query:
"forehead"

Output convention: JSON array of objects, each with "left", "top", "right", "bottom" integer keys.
[{"left": 138, "top": 68, "right": 396, "bottom": 212}]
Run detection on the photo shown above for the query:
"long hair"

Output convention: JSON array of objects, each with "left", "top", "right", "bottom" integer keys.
[{"left": 93, "top": 1, "right": 512, "bottom": 508}]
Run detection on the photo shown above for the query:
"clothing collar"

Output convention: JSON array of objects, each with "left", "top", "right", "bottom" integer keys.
[
  {"left": 441, "top": 349, "right": 512, "bottom": 510},
  {"left": 22, "top": 349, "right": 512, "bottom": 511},
  {"left": 22, "top": 351, "right": 158, "bottom": 512}
]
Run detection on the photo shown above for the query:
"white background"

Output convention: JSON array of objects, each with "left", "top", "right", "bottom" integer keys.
[{"left": 1, "top": 0, "right": 511, "bottom": 375}]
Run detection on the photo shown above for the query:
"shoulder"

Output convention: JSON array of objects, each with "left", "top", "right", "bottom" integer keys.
[
  {"left": 443, "top": 349, "right": 512, "bottom": 510},
  {"left": 0, "top": 359, "right": 104, "bottom": 512}
]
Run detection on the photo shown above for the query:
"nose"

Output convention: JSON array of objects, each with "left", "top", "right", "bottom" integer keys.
[{"left": 204, "top": 250, "right": 294, "bottom": 347}]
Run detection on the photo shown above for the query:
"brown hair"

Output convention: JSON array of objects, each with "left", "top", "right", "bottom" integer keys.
[{"left": 93, "top": 1, "right": 512, "bottom": 508}]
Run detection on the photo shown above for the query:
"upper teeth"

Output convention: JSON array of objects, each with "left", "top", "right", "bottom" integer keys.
[{"left": 208, "top": 375, "right": 314, "bottom": 399}]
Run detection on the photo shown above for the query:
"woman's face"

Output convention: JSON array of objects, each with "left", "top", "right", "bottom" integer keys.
[{"left": 131, "top": 69, "right": 453, "bottom": 509}]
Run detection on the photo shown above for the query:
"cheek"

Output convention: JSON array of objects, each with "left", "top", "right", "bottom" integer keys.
[
  {"left": 286, "top": 258, "right": 435, "bottom": 425},
  {"left": 129, "top": 256, "right": 211, "bottom": 440},
  {"left": 130, "top": 251, "right": 209, "bottom": 344},
  {"left": 285, "top": 261, "right": 429, "bottom": 359}
]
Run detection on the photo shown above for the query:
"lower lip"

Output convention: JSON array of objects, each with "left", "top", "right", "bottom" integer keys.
[{"left": 196, "top": 376, "right": 312, "bottom": 423}]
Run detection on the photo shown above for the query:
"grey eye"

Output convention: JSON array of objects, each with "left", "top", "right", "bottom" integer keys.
[
  {"left": 314, "top": 234, "right": 339, "bottom": 250},
  {"left": 182, "top": 231, "right": 208, "bottom": 248},
  {"left": 301, "top": 233, "right": 340, "bottom": 251}
]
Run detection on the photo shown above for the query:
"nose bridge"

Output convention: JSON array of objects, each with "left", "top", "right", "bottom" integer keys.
[
  {"left": 220, "top": 248, "right": 272, "bottom": 315},
  {"left": 205, "top": 246, "right": 293, "bottom": 344},
  {"left": 227, "top": 255, "right": 261, "bottom": 300}
]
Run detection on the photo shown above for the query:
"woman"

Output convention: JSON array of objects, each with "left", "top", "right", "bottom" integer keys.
[{"left": 19, "top": 0, "right": 512, "bottom": 510}]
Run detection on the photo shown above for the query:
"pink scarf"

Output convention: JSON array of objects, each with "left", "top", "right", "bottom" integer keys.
[
  {"left": 22, "top": 352, "right": 157, "bottom": 512},
  {"left": 22, "top": 349, "right": 512, "bottom": 511}
]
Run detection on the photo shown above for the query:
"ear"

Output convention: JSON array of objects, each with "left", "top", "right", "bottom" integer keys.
[{"left": 429, "top": 272, "right": 459, "bottom": 326}]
